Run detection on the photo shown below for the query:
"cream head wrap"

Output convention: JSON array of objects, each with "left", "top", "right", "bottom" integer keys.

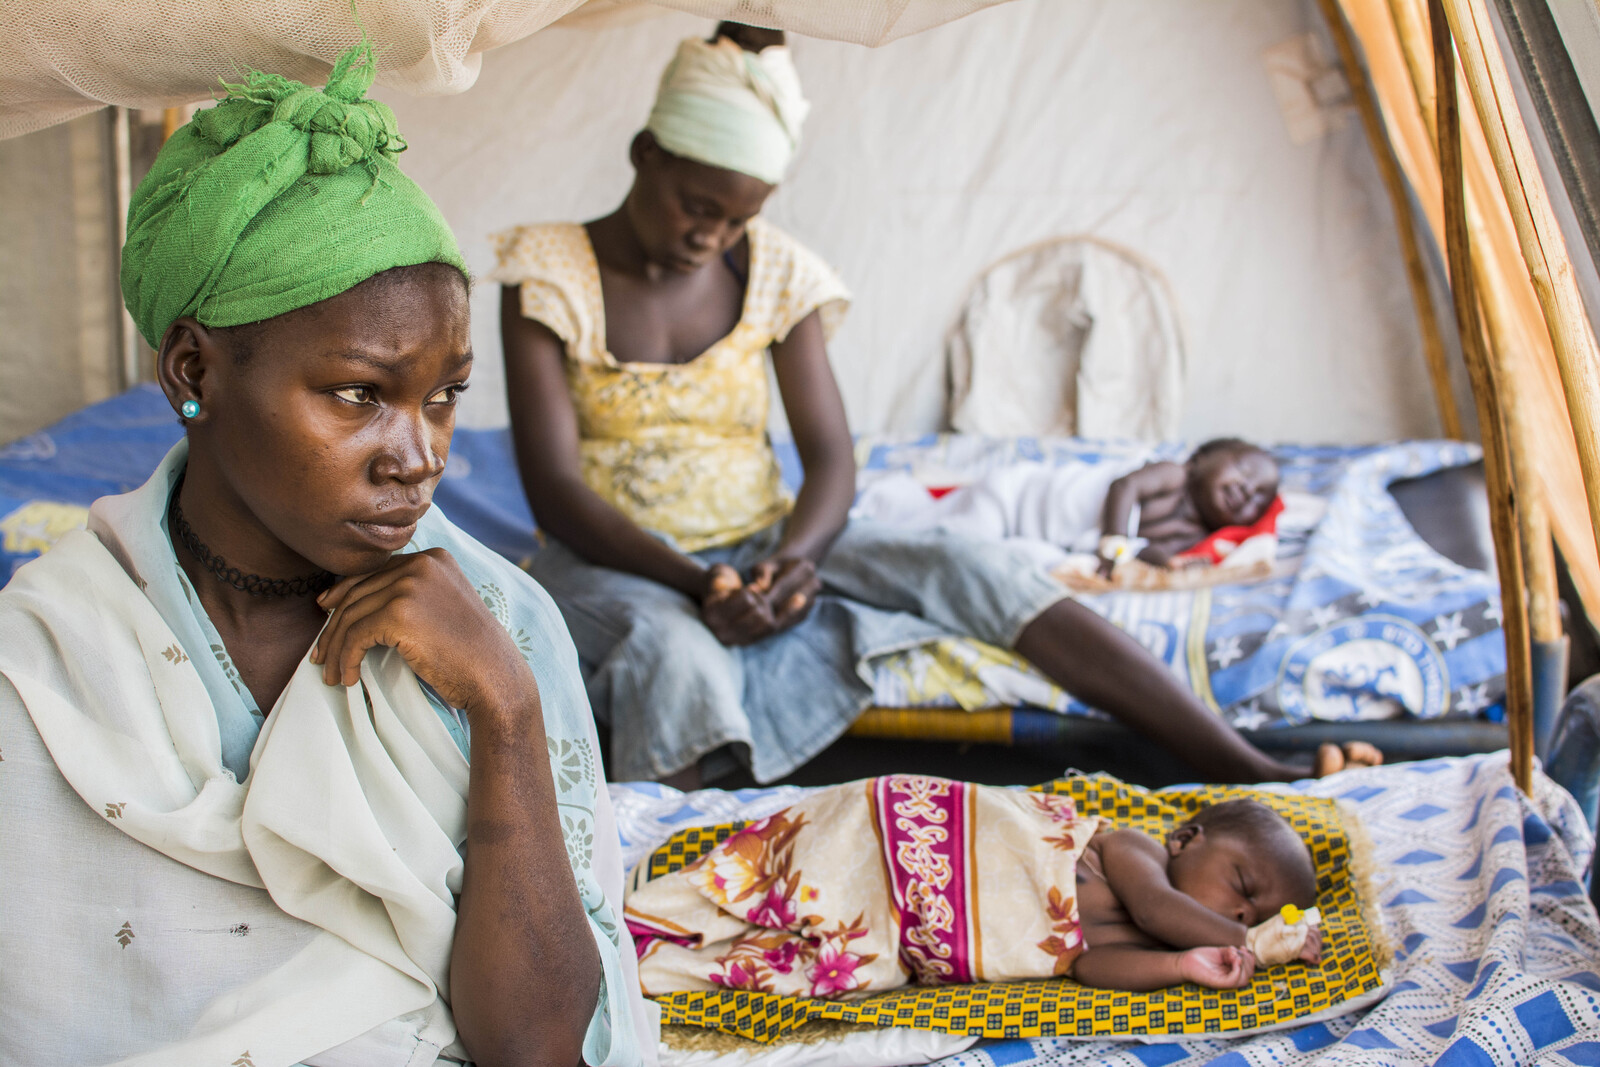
[{"left": 645, "top": 35, "right": 810, "bottom": 185}]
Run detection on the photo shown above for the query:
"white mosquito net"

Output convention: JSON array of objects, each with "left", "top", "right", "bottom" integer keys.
[{"left": 0, "top": 0, "right": 1015, "bottom": 139}]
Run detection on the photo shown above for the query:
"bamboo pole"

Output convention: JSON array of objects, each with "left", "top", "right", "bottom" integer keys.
[
  {"left": 161, "top": 107, "right": 184, "bottom": 142},
  {"left": 1430, "top": 0, "right": 1534, "bottom": 792},
  {"left": 1386, "top": 0, "right": 1562, "bottom": 641},
  {"left": 1439, "top": 0, "right": 1600, "bottom": 586},
  {"left": 1318, "top": 0, "right": 1463, "bottom": 440}
]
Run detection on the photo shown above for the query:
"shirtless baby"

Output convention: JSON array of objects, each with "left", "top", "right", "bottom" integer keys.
[
  {"left": 1095, "top": 438, "right": 1280, "bottom": 576},
  {"left": 627, "top": 785, "right": 1328, "bottom": 999},
  {"left": 1073, "top": 798, "right": 1322, "bottom": 990},
  {"left": 849, "top": 437, "right": 1281, "bottom": 574}
]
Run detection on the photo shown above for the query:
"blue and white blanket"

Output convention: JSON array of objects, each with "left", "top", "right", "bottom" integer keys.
[
  {"left": 610, "top": 754, "right": 1600, "bottom": 1067},
  {"left": 851, "top": 434, "right": 1505, "bottom": 731},
  {"left": 0, "top": 389, "right": 1504, "bottom": 731}
]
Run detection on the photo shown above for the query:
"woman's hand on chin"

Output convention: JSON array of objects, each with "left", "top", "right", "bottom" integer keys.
[{"left": 311, "top": 548, "right": 533, "bottom": 719}]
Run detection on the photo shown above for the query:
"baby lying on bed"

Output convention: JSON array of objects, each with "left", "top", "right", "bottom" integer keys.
[
  {"left": 625, "top": 777, "right": 1321, "bottom": 998},
  {"left": 1073, "top": 797, "right": 1321, "bottom": 990},
  {"left": 851, "top": 438, "right": 1282, "bottom": 574}
]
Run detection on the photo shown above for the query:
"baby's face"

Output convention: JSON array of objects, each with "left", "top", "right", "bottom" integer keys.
[
  {"left": 1190, "top": 450, "right": 1279, "bottom": 530},
  {"left": 1166, "top": 829, "right": 1303, "bottom": 927}
]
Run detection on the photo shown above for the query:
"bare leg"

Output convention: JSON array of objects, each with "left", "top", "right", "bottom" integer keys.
[
  {"left": 661, "top": 764, "right": 703, "bottom": 792},
  {"left": 1015, "top": 599, "right": 1307, "bottom": 783}
]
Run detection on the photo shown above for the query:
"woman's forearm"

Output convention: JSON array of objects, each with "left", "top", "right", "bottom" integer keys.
[
  {"left": 768, "top": 309, "right": 855, "bottom": 565},
  {"left": 451, "top": 685, "right": 602, "bottom": 1067},
  {"left": 773, "top": 449, "right": 853, "bottom": 563},
  {"left": 527, "top": 471, "right": 707, "bottom": 599}
]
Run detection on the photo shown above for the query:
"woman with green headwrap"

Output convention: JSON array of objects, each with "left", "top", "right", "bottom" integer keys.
[
  {"left": 498, "top": 25, "right": 1347, "bottom": 791},
  {"left": 0, "top": 45, "right": 650, "bottom": 1067}
]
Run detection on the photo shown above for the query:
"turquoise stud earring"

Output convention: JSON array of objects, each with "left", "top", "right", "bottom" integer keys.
[{"left": 180, "top": 399, "right": 200, "bottom": 419}]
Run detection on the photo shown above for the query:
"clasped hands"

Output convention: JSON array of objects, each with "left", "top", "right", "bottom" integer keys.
[{"left": 699, "top": 557, "right": 821, "bottom": 646}]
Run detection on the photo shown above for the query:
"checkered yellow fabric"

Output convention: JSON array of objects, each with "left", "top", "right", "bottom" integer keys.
[{"left": 639, "top": 776, "right": 1383, "bottom": 1043}]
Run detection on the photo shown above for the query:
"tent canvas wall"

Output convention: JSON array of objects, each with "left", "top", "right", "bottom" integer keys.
[{"left": 2, "top": 1, "right": 1441, "bottom": 448}]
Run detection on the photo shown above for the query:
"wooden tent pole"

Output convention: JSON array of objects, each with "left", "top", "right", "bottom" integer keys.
[
  {"left": 1439, "top": 0, "right": 1600, "bottom": 577},
  {"left": 1429, "top": 0, "right": 1534, "bottom": 792},
  {"left": 1318, "top": 0, "right": 1463, "bottom": 439},
  {"left": 1385, "top": 0, "right": 1563, "bottom": 648}
]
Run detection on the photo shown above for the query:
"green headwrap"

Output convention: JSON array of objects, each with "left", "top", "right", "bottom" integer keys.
[{"left": 121, "top": 42, "right": 467, "bottom": 349}]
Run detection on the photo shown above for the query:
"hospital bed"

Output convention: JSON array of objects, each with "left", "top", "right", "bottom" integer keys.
[{"left": 610, "top": 748, "right": 1599, "bottom": 1067}]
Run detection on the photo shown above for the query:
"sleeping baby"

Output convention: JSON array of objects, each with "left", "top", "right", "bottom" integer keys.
[
  {"left": 625, "top": 777, "right": 1321, "bottom": 998},
  {"left": 850, "top": 438, "right": 1282, "bottom": 574}
]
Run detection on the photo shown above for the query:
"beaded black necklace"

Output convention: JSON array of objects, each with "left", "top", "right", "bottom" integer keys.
[{"left": 168, "top": 476, "right": 335, "bottom": 598}]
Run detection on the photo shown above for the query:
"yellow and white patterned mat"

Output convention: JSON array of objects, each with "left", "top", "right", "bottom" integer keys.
[{"left": 636, "top": 775, "right": 1387, "bottom": 1043}]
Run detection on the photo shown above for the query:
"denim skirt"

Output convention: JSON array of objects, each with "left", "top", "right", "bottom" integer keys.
[{"left": 526, "top": 518, "right": 1070, "bottom": 783}]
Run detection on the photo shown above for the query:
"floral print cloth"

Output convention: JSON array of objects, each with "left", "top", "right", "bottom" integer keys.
[
  {"left": 625, "top": 775, "right": 1098, "bottom": 999},
  {"left": 488, "top": 217, "right": 850, "bottom": 551}
]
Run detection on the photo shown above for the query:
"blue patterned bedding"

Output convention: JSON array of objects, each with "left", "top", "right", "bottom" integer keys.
[
  {"left": 0, "top": 388, "right": 1505, "bottom": 731},
  {"left": 610, "top": 754, "right": 1599, "bottom": 1066},
  {"left": 851, "top": 434, "right": 1506, "bottom": 731}
]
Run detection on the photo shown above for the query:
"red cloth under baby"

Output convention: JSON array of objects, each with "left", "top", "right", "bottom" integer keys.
[{"left": 1173, "top": 495, "right": 1285, "bottom": 565}]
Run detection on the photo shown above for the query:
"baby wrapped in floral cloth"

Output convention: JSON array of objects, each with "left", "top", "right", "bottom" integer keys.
[{"left": 625, "top": 776, "right": 1322, "bottom": 997}]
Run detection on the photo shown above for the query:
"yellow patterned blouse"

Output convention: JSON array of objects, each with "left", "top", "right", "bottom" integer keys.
[{"left": 490, "top": 218, "right": 851, "bottom": 551}]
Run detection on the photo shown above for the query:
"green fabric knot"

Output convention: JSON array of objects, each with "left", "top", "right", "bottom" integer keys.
[
  {"left": 200, "top": 43, "right": 402, "bottom": 173},
  {"left": 120, "top": 39, "right": 465, "bottom": 348}
]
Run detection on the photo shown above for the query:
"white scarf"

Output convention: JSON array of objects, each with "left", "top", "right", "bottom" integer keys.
[
  {"left": 646, "top": 35, "right": 810, "bottom": 184},
  {"left": 0, "top": 444, "right": 654, "bottom": 1067}
]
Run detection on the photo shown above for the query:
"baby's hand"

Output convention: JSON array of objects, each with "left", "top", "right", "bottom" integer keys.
[
  {"left": 1298, "top": 924, "right": 1323, "bottom": 965},
  {"left": 1245, "top": 905, "right": 1322, "bottom": 966},
  {"left": 1178, "top": 946, "right": 1257, "bottom": 989}
]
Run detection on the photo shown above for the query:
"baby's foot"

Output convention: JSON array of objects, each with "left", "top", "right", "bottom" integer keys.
[{"left": 1314, "top": 741, "right": 1386, "bottom": 777}]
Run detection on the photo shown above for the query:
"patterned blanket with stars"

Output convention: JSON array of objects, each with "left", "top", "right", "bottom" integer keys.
[{"left": 852, "top": 435, "right": 1502, "bottom": 731}]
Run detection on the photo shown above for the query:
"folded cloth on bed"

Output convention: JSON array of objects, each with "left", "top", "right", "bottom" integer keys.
[
  {"left": 627, "top": 775, "right": 1387, "bottom": 1044},
  {"left": 627, "top": 777, "right": 1098, "bottom": 998}
]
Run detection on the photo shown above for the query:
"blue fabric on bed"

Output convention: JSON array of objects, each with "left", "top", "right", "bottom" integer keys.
[{"left": 852, "top": 433, "right": 1505, "bottom": 728}]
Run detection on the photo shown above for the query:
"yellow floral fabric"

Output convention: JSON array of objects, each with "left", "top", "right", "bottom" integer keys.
[
  {"left": 1, "top": 501, "right": 89, "bottom": 556},
  {"left": 625, "top": 776, "right": 1096, "bottom": 1000},
  {"left": 490, "top": 217, "right": 850, "bottom": 551}
]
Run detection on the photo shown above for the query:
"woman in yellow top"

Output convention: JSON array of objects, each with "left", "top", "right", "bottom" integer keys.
[{"left": 496, "top": 24, "right": 1367, "bottom": 788}]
